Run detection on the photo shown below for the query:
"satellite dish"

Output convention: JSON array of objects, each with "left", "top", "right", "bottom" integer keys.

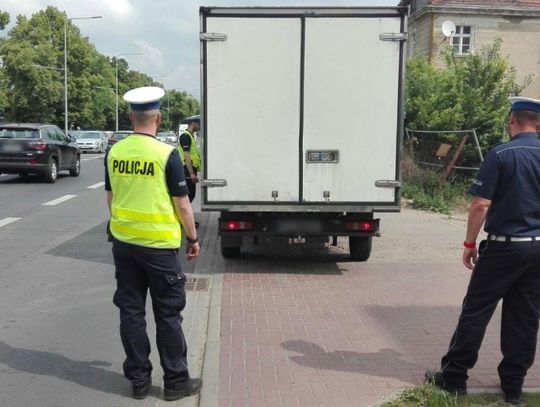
[{"left": 442, "top": 20, "right": 456, "bottom": 37}]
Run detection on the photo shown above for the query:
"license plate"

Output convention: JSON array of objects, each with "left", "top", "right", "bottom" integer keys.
[
  {"left": 274, "top": 219, "right": 323, "bottom": 234},
  {"left": 1, "top": 143, "right": 22, "bottom": 153}
]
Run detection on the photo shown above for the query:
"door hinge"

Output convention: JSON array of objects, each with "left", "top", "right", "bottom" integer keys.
[
  {"left": 200, "top": 32, "right": 227, "bottom": 42},
  {"left": 379, "top": 33, "right": 407, "bottom": 42}
]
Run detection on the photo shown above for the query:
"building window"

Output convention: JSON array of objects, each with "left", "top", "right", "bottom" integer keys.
[{"left": 452, "top": 25, "right": 472, "bottom": 54}]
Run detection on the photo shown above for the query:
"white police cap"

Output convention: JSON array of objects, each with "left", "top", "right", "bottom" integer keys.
[
  {"left": 123, "top": 86, "right": 165, "bottom": 111},
  {"left": 508, "top": 96, "right": 540, "bottom": 113}
]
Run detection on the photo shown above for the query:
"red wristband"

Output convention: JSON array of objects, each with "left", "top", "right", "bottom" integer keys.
[{"left": 463, "top": 241, "right": 476, "bottom": 249}]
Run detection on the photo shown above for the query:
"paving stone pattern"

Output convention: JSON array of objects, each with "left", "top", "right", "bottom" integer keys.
[{"left": 216, "top": 210, "right": 540, "bottom": 407}]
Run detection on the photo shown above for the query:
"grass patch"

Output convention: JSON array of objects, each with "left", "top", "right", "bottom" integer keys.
[
  {"left": 382, "top": 384, "right": 540, "bottom": 406},
  {"left": 401, "top": 156, "right": 470, "bottom": 214}
]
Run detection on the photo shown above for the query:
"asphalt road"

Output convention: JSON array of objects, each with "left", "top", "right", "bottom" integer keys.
[{"left": 0, "top": 153, "right": 202, "bottom": 407}]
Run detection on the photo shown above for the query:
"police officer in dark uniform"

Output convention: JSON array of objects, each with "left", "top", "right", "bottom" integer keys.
[
  {"left": 105, "top": 86, "right": 202, "bottom": 401},
  {"left": 426, "top": 96, "right": 540, "bottom": 405},
  {"left": 178, "top": 115, "right": 201, "bottom": 203}
]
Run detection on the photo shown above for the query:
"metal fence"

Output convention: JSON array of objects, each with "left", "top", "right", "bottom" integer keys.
[{"left": 405, "top": 129, "right": 484, "bottom": 180}]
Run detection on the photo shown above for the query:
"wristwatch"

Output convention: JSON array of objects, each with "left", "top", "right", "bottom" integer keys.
[{"left": 186, "top": 235, "right": 198, "bottom": 244}]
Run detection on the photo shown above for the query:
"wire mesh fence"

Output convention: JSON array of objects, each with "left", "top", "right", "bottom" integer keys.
[{"left": 404, "top": 129, "right": 484, "bottom": 180}]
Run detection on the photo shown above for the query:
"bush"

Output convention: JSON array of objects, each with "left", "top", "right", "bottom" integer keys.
[
  {"left": 405, "top": 39, "right": 530, "bottom": 164},
  {"left": 401, "top": 155, "right": 470, "bottom": 214}
]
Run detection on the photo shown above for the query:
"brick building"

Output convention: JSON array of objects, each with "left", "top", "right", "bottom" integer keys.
[{"left": 399, "top": 0, "right": 540, "bottom": 96}]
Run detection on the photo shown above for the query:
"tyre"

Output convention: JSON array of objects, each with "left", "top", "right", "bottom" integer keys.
[
  {"left": 349, "top": 236, "right": 372, "bottom": 261},
  {"left": 70, "top": 155, "right": 81, "bottom": 177},
  {"left": 43, "top": 157, "right": 58, "bottom": 183},
  {"left": 221, "top": 246, "right": 241, "bottom": 258}
]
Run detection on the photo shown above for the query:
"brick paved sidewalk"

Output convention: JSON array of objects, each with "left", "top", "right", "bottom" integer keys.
[{"left": 215, "top": 209, "right": 540, "bottom": 407}]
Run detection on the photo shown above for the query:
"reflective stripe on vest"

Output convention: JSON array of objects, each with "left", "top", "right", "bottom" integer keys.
[
  {"left": 179, "top": 130, "right": 201, "bottom": 170},
  {"left": 107, "top": 135, "right": 181, "bottom": 249}
]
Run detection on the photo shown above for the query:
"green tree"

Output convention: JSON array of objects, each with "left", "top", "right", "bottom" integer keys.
[
  {"left": 405, "top": 39, "right": 529, "bottom": 151},
  {"left": 0, "top": 10, "right": 11, "bottom": 118},
  {"left": 167, "top": 90, "right": 199, "bottom": 132},
  {"left": 0, "top": 11, "right": 9, "bottom": 30}
]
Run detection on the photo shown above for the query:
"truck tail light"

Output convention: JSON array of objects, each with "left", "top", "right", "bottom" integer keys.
[
  {"left": 345, "top": 221, "right": 374, "bottom": 232},
  {"left": 220, "top": 221, "right": 253, "bottom": 231}
]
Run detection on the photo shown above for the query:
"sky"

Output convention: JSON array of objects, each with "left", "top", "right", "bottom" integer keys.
[{"left": 1, "top": 0, "right": 399, "bottom": 99}]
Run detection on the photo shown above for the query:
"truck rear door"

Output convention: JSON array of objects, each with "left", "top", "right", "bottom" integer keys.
[
  {"left": 202, "top": 8, "right": 405, "bottom": 209},
  {"left": 302, "top": 17, "right": 402, "bottom": 203},
  {"left": 203, "top": 16, "right": 302, "bottom": 203}
]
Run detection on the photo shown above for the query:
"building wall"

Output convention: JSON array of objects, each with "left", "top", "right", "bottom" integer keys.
[{"left": 408, "top": 12, "right": 540, "bottom": 97}]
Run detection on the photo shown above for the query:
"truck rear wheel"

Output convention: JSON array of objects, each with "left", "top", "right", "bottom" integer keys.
[
  {"left": 220, "top": 234, "right": 242, "bottom": 258},
  {"left": 349, "top": 236, "right": 372, "bottom": 261},
  {"left": 221, "top": 246, "right": 241, "bottom": 258}
]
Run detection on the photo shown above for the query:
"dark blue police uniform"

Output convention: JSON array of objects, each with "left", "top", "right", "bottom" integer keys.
[{"left": 440, "top": 132, "right": 540, "bottom": 400}]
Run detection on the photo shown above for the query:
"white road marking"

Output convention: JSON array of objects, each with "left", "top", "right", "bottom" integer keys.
[
  {"left": 42, "top": 194, "right": 77, "bottom": 206},
  {"left": 82, "top": 155, "right": 105, "bottom": 161},
  {"left": 87, "top": 182, "right": 105, "bottom": 189},
  {"left": 0, "top": 217, "right": 21, "bottom": 228}
]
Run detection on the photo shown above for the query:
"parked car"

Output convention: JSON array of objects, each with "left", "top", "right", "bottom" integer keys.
[
  {"left": 106, "top": 130, "right": 132, "bottom": 152},
  {"left": 75, "top": 130, "right": 107, "bottom": 153},
  {"left": 69, "top": 130, "right": 83, "bottom": 140},
  {"left": 156, "top": 132, "right": 168, "bottom": 143},
  {"left": 0, "top": 123, "right": 81, "bottom": 183}
]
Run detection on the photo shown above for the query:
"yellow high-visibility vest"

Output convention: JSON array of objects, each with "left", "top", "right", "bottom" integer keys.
[
  {"left": 107, "top": 134, "right": 181, "bottom": 248},
  {"left": 179, "top": 130, "right": 201, "bottom": 170}
]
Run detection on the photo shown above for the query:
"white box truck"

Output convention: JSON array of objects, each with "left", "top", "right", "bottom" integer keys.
[{"left": 199, "top": 6, "right": 406, "bottom": 261}]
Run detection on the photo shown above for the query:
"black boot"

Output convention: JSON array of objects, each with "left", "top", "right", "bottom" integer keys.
[
  {"left": 132, "top": 378, "right": 151, "bottom": 400},
  {"left": 425, "top": 370, "right": 467, "bottom": 395},
  {"left": 164, "top": 378, "right": 202, "bottom": 401}
]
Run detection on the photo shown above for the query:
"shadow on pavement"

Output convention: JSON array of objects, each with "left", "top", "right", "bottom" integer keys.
[
  {"left": 222, "top": 255, "right": 345, "bottom": 275},
  {"left": 47, "top": 214, "right": 211, "bottom": 275},
  {"left": 217, "top": 237, "right": 350, "bottom": 275},
  {"left": 282, "top": 340, "right": 420, "bottom": 383},
  {"left": 0, "top": 341, "right": 159, "bottom": 398},
  {"left": 0, "top": 174, "right": 71, "bottom": 184},
  {"left": 47, "top": 221, "right": 114, "bottom": 266}
]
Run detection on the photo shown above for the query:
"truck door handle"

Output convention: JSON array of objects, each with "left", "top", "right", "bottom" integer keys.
[
  {"left": 201, "top": 179, "right": 227, "bottom": 188},
  {"left": 375, "top": 180, "right": 401, "bottom": 188}
]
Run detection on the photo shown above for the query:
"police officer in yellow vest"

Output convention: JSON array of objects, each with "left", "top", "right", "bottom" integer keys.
[
  {"left": 105, "top": 86, "right": 202, "bottom": 401},
  {"left": 179, "top": 115, "right": 201, "bottom": 203}
]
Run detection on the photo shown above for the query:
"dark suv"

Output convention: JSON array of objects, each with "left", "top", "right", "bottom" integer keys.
[{"left": 0, "top": 123, "right": 81, "bottom": 183}]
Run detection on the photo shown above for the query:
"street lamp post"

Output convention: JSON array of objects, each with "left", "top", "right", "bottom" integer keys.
[
  {"left": 64, "top": 15, "right": 102, "bottom": 135},
  {"left": 115, "top": 52, "right": 143, "bottom": 131}
]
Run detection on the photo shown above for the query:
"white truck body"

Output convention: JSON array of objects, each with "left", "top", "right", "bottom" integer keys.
[{"left": 200, "top": 7, "right": 406, "bottom": 260}]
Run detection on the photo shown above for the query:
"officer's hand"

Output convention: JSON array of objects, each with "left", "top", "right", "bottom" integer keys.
[
  {"left": 462, "top": 247, "right": 478, "bottom": 271},
  {"left": 186, "top": 241, "right": 200, "bottom": 260},
  {"left": 190, "top": 174, "right": 199, "bottom": 184}
]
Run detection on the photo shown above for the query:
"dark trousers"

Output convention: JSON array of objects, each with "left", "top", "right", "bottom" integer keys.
[
  {"left": 184, "top": 167, "right": 197, "bottom": 203},
  {"left": 112, "top": 239, "right": 189, "bottom": 387},
  {"left": 441, "top": 240, "right": 540, "bottom": 396}
]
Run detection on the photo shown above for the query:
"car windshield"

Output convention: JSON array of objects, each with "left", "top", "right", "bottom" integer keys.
[
  {"left": 78, "top": 132, "right": 102, "bottom": 139},
  {"left": 0, "top": 128, "right": 39, "bottom": 139},
  {"left": 70, "top": 131, "right": 83, "bottom": 139},
  {"left": 112, "top": 132, "right": 130, "bottom": 140}
]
